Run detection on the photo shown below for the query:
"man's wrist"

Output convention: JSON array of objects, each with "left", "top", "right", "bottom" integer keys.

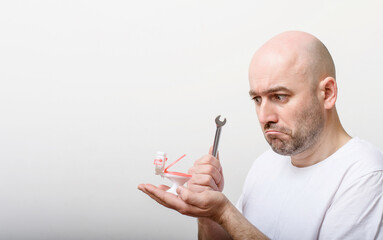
[
  {"left": 197, "top": 194, "right": 231, "bottom": 230},
  {"left": 215, "top": 199, "right": 234, "bottom": 225}
]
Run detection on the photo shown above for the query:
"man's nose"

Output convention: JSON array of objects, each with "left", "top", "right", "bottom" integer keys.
[{"left": 257, "top": 100, "right": 278, "bottom": 126}]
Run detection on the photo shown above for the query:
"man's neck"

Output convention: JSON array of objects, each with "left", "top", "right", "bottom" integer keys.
[{"left": 291, "top": 114, "right": 351, "bottom": 168}]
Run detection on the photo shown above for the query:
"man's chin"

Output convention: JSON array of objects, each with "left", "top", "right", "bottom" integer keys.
[
  {"left": 271, "top": 147, "right": 291, "bottom": 156},
  {"left": 268, "top": 138, "right": 292, "bottom": 156}
]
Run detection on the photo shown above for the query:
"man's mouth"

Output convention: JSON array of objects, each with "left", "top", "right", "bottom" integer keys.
[
  {"left": 265, "top": 129, "right": 284, "bottom": 134},
  {"left": 264, "top": 128, "right": 292, "bottom": 138}
]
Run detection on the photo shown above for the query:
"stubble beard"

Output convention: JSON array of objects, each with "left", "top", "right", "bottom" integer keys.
[{"left": 264, "top": 97, "right": 324, "bottom": 156}]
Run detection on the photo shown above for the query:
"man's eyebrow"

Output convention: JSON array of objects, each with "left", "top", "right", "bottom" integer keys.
[{"left": 249, "top": 86, "right": 292, "bottom": 96}]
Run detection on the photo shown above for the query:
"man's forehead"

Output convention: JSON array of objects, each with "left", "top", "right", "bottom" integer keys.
[{"left": 249, "top": 59, "right": 310, "bottom": 95}]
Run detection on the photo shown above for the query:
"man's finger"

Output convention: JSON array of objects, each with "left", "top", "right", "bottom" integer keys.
[
  {"left": 194, "top": 154, "right": 221, "bottom": 171},
  {"left": 189, "top": 164, "right": 222, "bottom": 185},
  {"left": 142, "top": 184, "right": 195, "bottom": 212},
  {"left": 208, "top": 146, "right": 220, "bottom": 160},
  {"left": 158, "top": 185, "right": 170, "bottom": 191},
  {"left": 138, "top": 184, "right": 170, "bottom": 207},
  {"left": 187, "top": 184, "right": 213, "bottom": 193},
  {"left": 188, "top": 173, "right": 219, "bottom": 191},
  {"left": 177, "top": 186, "right": 211, "bottom": 210}
]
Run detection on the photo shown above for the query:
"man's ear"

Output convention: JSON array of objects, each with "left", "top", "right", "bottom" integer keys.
[{"left": 319, "top": 76, "right": 337, "bottom": 110}]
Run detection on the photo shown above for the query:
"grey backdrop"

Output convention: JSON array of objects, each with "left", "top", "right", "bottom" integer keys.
[{"left": 1, "top": 0, "right": 383, "bottom": 239}]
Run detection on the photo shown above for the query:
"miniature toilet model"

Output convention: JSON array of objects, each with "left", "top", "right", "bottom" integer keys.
[
  {"left": 154, "top": 152, "right": 192, "bottom": 195},
  {"left": 162, "top": 173, "right": 190, "bottom": 195}
]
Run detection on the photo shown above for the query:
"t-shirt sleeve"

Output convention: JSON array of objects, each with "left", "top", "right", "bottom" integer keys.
[
  {"left": 236, "top": 193, "right": 244, "bottom": 214},
  {"left": 319, "top": 171, "right": 383, "bottom": 240}
]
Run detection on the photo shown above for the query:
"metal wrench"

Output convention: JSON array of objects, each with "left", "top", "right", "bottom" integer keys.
[{"left": 212, "top": 115, "right": 227, "bottom": 158}]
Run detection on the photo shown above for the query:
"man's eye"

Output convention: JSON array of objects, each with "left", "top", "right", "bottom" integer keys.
[
  {"left": 273, "top": 94, "right": 287, "bottom": 101},
  {"left": 252, "top": 96, "right": 262, "bottom": 104}
]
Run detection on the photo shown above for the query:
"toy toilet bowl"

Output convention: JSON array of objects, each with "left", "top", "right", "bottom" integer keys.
[{"left": 163, "top": 173, "right": 191, "bottom": 195}]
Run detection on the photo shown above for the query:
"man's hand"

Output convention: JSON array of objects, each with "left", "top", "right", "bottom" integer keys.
[
  {"left": 187, "top": 150, "right": 224, "bottom": 193},
  {"left": 137, "top": 184, "right": 229, "bottom": 222}
]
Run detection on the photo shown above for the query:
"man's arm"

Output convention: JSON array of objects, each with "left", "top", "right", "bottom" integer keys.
[
  {"left": 198, "top": 217, "right": 231, "bottom": 240},
  {"left": 217, "top": 198, "right": 269, "bottom": 240},
  {"left": 197, "top": 200, "right": 269, "bottom": 240}
]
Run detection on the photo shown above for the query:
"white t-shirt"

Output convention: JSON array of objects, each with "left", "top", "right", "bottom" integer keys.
[{"left": 236, "top": 138, "right": 383, "bottom": 239}]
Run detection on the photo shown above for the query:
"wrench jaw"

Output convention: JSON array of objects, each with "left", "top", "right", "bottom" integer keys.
[
  {"left": 212, "top": 115, "right": 226, "bottom": 158},
  {"left": 215, "top": 115, "right": 227, "bottom": 127}
]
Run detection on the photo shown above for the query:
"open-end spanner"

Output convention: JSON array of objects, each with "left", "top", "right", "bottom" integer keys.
[{"left": 212, "top": 115, "right": 227, "bottom": 158}]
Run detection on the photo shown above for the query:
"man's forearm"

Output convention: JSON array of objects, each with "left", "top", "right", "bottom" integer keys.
[
  {"left": 217, "top": 202, "right": 269, "bottom": 240},
  {"left": 198, "top": 217, "right": 231, "bottom": 240},
  {"left": 197, "top": 200, "right": 269, "bottom": 240}
]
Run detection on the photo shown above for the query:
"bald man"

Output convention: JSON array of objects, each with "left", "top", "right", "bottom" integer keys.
[{"left": 138, "top": 31, "right": 383, "bottom": 239}]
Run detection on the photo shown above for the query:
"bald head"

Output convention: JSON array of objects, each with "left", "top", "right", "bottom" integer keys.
[
  {"left": 250, "top": 31, "right": 335, "bottom": 89},
  {"left": 248, "top": 31, "right": 348, "bottom": 160}
]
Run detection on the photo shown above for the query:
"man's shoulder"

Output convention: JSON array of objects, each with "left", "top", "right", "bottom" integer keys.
[
  {"left": 334, "top": 138, "right": 383, "bottom": 184},
  {"left": 343, "top": 137, "right": 383, "bottom": 169}
]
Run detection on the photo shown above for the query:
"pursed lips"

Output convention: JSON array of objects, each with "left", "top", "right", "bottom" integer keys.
[
  {"left": 264, "top": 129, "right": 289, "bottom": 136},
  {"left": 265, "top": 129, "right": 283, "bottom": 134}
]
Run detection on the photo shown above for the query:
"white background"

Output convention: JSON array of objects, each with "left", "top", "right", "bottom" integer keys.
[{"left": 1, "top": 0, "right": 382, "bottom": 239}]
